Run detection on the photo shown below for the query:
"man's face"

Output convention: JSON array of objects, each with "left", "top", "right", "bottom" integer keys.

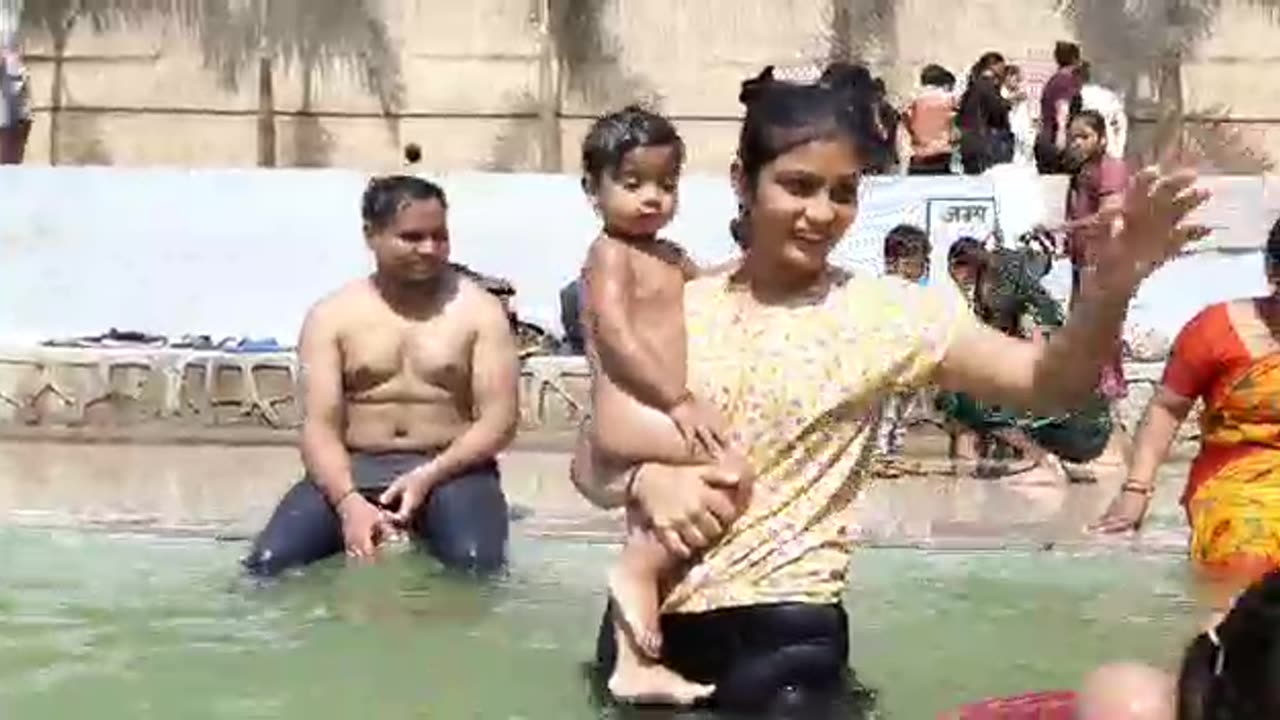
[{"left": 366, "top": 197, "right": 450, "bottom": 283}]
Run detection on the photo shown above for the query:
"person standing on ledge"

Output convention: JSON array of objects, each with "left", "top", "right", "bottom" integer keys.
[{"left": 243, "top": 175, "right": 519, "bottom": 577}]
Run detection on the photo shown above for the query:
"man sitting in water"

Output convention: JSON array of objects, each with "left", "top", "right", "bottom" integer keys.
[{"left": 242, "top": 175, "right": 520, "bottom": 577}]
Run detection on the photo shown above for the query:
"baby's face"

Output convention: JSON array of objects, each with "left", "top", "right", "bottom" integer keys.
[{"left": 594, "top": 144, "right": 681, "bottom": 239}]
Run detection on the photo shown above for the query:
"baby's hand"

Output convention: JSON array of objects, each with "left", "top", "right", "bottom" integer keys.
[{"left": 669, "top": 393, "right": 729, "bottom": 459}]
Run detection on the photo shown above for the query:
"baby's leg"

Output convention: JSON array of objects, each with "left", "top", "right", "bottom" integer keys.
[
  {"left": 608, "top": 506, "right": 678, "bottom": 659},
  {"left": 607, "top": 508, "right": 714, "bottom": 706}
]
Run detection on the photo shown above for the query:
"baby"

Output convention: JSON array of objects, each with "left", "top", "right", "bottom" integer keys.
[{"left": 578, "top": 105, "right": 749, "bottom": 705}]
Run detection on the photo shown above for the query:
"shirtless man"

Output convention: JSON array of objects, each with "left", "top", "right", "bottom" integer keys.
[{"left": 242, "top": 175, "right": 519, "bottom": 577}]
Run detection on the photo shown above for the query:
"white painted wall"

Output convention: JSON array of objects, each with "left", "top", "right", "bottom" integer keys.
[{"left": 0, "top": 166, "right": 1273, "bottom": 347}]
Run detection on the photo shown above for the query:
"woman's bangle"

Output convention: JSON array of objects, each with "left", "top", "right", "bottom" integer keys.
[{"left": 1121, "top": 481, "right": 1155, "bottom": 497}]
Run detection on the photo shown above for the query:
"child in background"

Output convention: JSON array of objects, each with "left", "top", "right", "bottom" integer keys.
[{"left": 876, "top": 224, "right": 933, "bottom": 463}]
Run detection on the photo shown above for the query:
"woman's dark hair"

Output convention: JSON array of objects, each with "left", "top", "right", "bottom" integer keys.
[
  {"left": 1069, "top": 109, "right": 1107, "bottom": 141},
  {"left": 361, "top": 175, "right": 447, "bottom": 232},
  {"left": 1177, "top": 569, "right": 1280, "bottom": 719},
  {"left": 971, "top": 51, "right": 1006, "bottom": 82},
  {"left": 734, "top": 64, "right": 879, "bottom": 187},
  {"left": 1266, "top": 215, "right": 1280, "bottom": 277},
  {"left": 581, "top": 104, "right": 685, "bottom": 185}
]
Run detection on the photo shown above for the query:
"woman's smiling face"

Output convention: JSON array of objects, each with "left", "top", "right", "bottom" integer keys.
[{"left": 740, "top": 136, "right": 862, "bottom": 280}]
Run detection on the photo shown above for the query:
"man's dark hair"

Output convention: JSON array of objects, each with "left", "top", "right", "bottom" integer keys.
[
  {"left": 948, "top": 236, "right": 986, "bottom": 267},
  {"left": 920, "top": 63, "right": 956, "bottom": 89},
  {"left": 361, "top": 175, "right": 447, "bottom": 232},
  {"left": 581, "top": 105, "right": 685, "bottom": 185},
  {"left": 1054, "top": 41, "right": 1082, "bottom": 68},
  {"left": 1077, "top": 60, "right": 1093, "bottom": 84},
  {"left": 884, "top": 224, "right": 931, "bottom": 261}
]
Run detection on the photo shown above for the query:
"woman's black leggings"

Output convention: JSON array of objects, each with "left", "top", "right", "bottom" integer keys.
[
  {"left": 594, "top": 601, "right": 874, "bottom": 718},
  {"left": 242, "top": 451, "right": 508, "bottom": 577}
]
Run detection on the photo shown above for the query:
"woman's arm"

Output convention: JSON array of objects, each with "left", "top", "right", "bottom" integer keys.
[
  {"left": 1092, "top": 387, "right": 1194, "bottom": 533},
  {"left": 936, "top": 168, "right": 1208, "bottom": 413}
]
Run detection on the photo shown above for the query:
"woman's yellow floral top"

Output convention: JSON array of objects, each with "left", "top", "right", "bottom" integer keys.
[{"left": 663, "top": 269, "right": 971, "bottom": 614}]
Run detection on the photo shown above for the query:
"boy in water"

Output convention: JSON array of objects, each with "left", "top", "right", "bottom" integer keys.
[
  {"left": 578, "top": 106, "right": 748, "bottom": 705},
  {"left": 876, "top": 225, "right": 932, "bottom": 467}
]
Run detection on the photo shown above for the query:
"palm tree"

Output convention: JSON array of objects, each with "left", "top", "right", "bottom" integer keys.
[
  {"left": 20, "top": 0, "right": 402, "bottom": 166},
  {"left": 20, "top": 0, "right": 173, "bottom": 163},
  {"left": 827, "top": 0, "right": 898, "bottom": 66},
  {"left": 489, "top": 0, "right": 653, "bottom": 172},
  {"left": 1059, "top": 0, "right": 1280, "bottom": 170}
]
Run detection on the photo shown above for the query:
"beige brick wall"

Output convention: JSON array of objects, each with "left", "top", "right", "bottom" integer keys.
[{"left": 14, "top": 0, "right": 1280, "bottom": 172}]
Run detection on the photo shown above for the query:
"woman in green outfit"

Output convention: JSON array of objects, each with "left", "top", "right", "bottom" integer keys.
[{"left": 937, "top": 235, "right": 1114, "bottom": 478}]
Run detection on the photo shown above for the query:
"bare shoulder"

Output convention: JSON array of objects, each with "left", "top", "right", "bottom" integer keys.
[
  {"left": 304, "top": 278, "right": 375, "bottom": 330},
  {"left": 583, "top": 235, "right": 633, "bottom": 276},
  {"left": 452, "top": 273, "right": 509, "bottom": 327}
]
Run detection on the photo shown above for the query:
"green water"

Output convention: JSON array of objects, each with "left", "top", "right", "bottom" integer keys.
[{"left": 0, "top": 528, "right": 1201, "bottom": 719}]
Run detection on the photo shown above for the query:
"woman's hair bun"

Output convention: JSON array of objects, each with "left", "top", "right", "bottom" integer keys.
[{"left": 738, "top": 65, "right": 776, "bottom": 106}]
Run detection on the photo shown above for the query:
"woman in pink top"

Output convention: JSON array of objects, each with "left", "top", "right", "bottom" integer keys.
[{"left": 1066, "top": 110, "right": 1131, "bottom": 403}]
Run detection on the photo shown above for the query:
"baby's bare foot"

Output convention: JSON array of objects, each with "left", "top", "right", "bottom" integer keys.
[
  {"left": 608, "top": 566, "right": 662, "bottom": 658},
  {"left": 608, "top": 659, "right": 715, "bottom": 706}
]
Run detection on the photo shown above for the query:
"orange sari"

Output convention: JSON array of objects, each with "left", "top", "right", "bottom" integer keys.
[{"left": 1166, "top": 303, "right": 1280, "bottom": 585}]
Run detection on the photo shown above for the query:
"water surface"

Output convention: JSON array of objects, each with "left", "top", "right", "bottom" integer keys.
[{"left": 0, "top": 529, "right": 1200, "bottom": 718}]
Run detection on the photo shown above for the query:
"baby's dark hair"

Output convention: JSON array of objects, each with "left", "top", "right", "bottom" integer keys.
[
  {"left": 1177, "top": 569, "right": 1280, "bottom": 719},
  {"left": 920, "top": 63, "right": 956, "bottom": 89},
  {"left": 361, "top": 175, "right": 447, "bottom": 232},
  {"left": 884, "top": 224, "right": 930, "bottom": 261},
  {"left": 735, "top": 64, "right": 880, "bottom": 187},
  {"left": 581, "top": 105, "right": 685, "bottom": 186}
]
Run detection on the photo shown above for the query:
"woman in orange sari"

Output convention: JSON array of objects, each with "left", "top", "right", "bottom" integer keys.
[{"left": 1095, "top": 216, "right": 1280, "bottom": 592}]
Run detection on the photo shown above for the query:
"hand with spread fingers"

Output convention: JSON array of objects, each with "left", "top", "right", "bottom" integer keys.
[{"left": 1082, "top": 167, "right": 1212, "bottom": 295}]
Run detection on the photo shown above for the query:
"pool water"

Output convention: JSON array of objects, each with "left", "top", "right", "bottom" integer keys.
[{"left": 0, "top": 528, "right": 1201, "bottom": 719}]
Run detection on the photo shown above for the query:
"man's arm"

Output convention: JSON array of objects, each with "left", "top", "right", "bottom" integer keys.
[
  {"left": 584, "top": 241, "right": 688, "bottom": 411},
  {"left": 406, "top": 288, "right": 520, "bottom": 491},
  {"left": 297, "top": 302, "right": 356, "bottom": 506}
]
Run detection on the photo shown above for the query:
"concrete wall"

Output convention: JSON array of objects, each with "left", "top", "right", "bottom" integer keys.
[
  {"left": 1, "top": 167, "right": 1277, "bottom": 348},
  {"left": 10, "top": 0, "right": 1280, "bottom": 172}
]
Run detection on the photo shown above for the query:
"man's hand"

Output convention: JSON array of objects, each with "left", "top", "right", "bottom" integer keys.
[
  {"left": 378, "top": 468, "right": 433, "bottom": 526},
  {"left": 669, "top": 394, "right": 730, "bottom": 459},
  {"left": 337, "top": 493, "right": 393, "bottom": 559},
  {"left": 631, "top": 461, "right": 749, "bottom": 559}
]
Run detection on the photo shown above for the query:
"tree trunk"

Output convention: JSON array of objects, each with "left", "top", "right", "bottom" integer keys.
[
  {"left": 535, "top": 0, "right": 561, "bottom": 172},
  {"left": 256, "top": 55, "right": 276, "bottom": 167},
  {"left": 1156, "top": 51, "right": 1185, "bottom": 161},
  {"left": 829, "top": 0, "right": 852, "bottom": 62},
  {"left": 48, "top": 13, "right": 72, "bottom": 165}
]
